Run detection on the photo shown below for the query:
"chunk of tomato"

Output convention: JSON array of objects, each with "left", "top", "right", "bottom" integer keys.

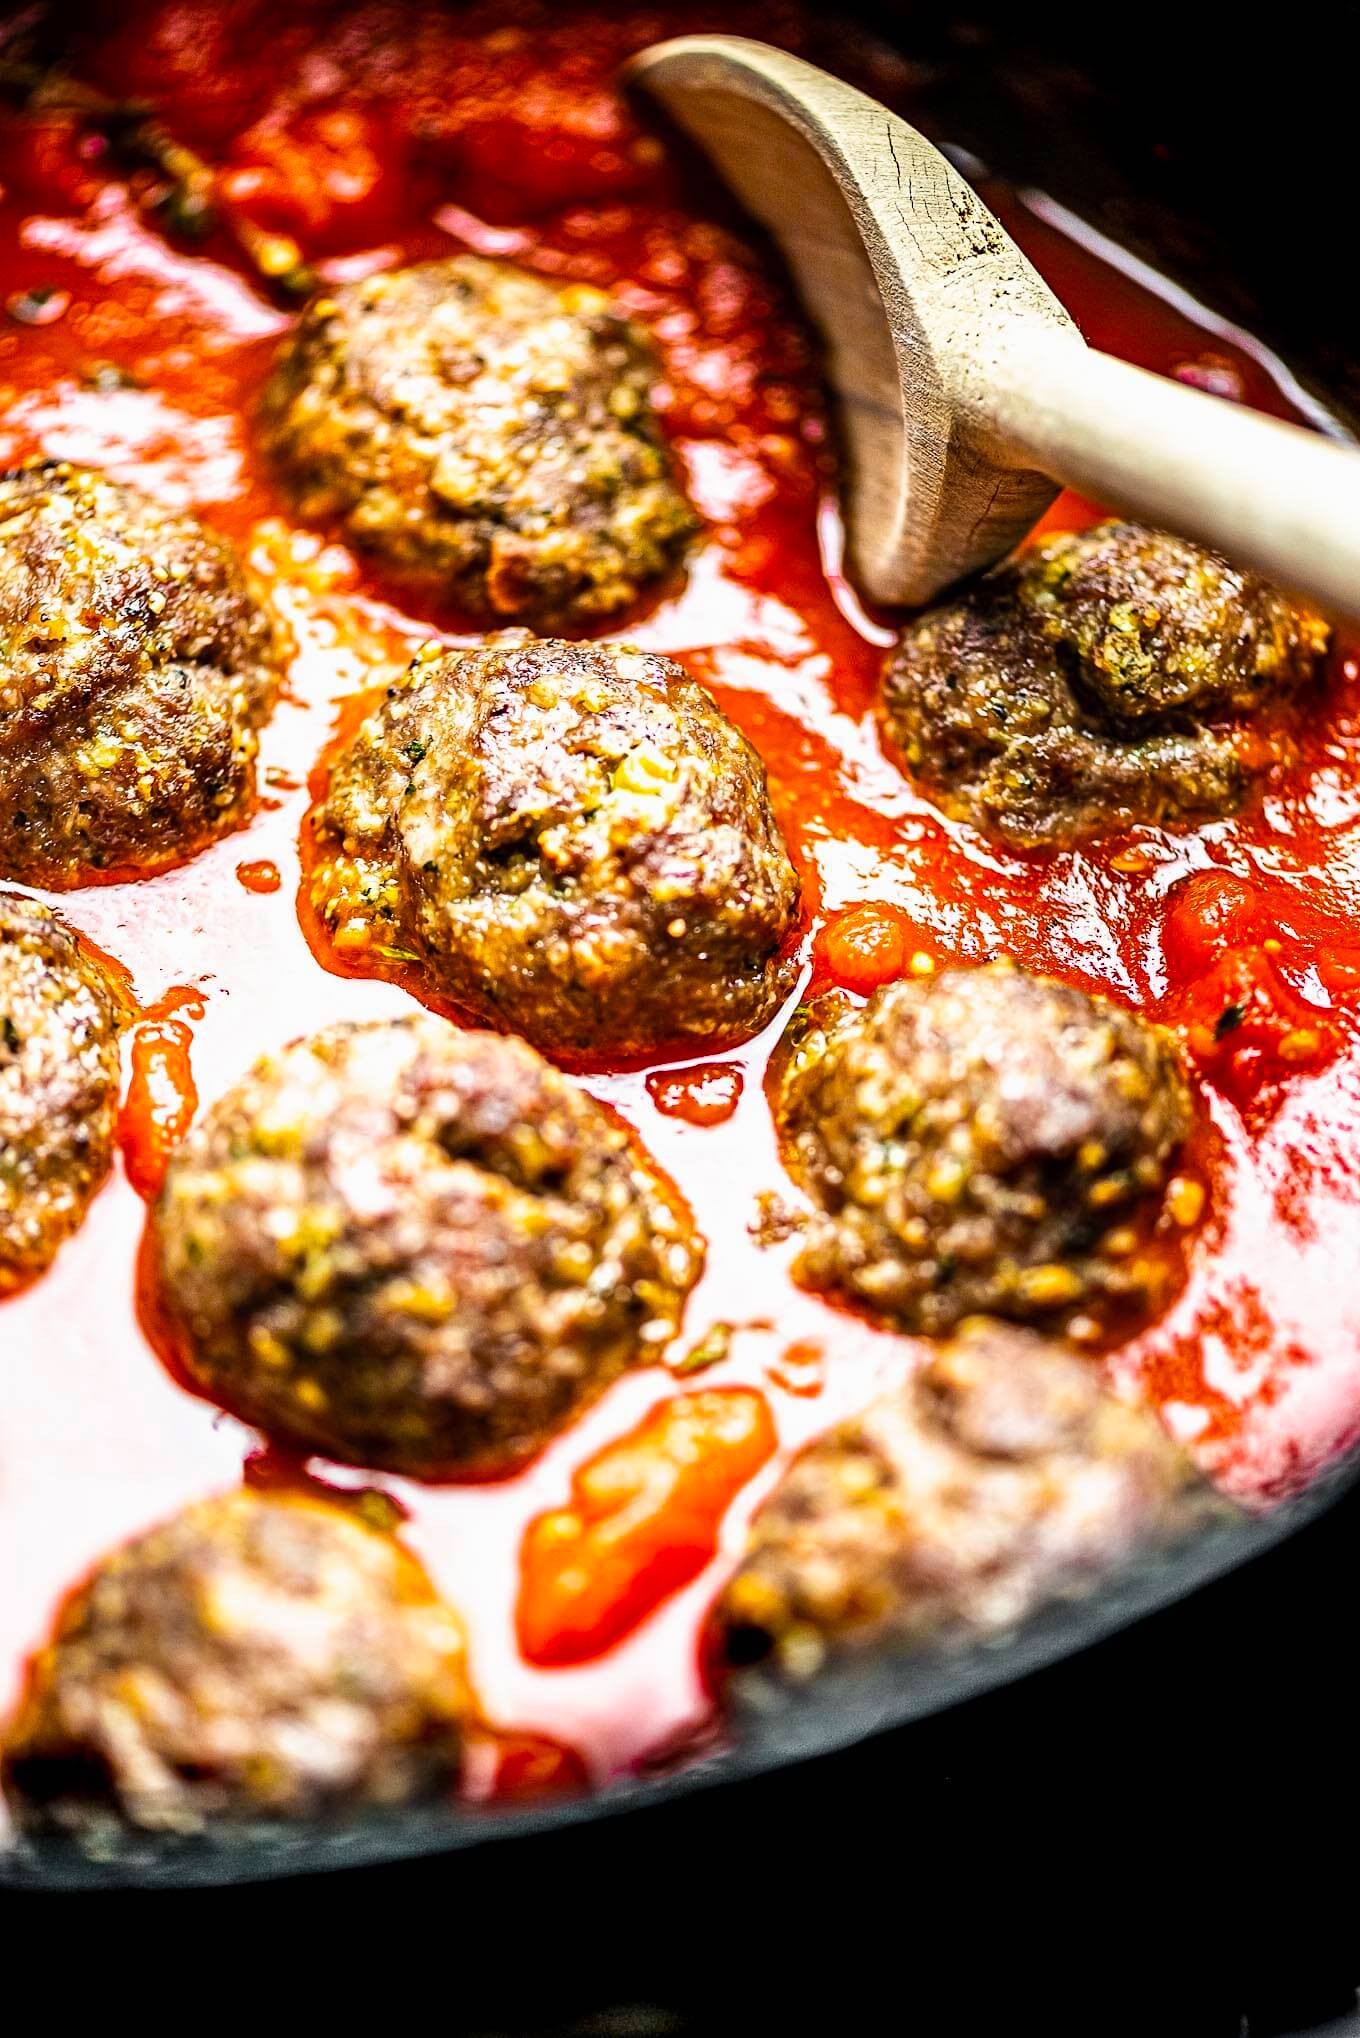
[{"left": 517, "top": 1389, "right": 777, "bottom": 1667}]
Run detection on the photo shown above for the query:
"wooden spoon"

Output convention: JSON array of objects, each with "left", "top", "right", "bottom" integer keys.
[{"left": 629, "top": 35, "right": 1360, "bottom": 620}]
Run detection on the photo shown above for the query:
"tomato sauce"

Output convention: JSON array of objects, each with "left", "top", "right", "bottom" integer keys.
[
  {"left": 235, "top": 857, "right": 282, "bottom": 894},
  {"left": 3, "top": 0, "right": 1360, "bottom": 1814},
  {"left": 646, "top": 1062, "right": 744, "bottom": 1126},
  {"left": 118, "top": 996, "right": 201, "bottom": 1198},
  {"left": 517, "top": 1388, "right": 777, "bottom": 1666}
]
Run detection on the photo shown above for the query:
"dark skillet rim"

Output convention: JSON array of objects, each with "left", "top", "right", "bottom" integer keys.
[{"left": 3, "top": 1443, "right": 1354, "bottom": 1890}]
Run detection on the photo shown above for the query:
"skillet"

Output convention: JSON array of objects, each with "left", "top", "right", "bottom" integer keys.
[{"left": 2, "top": 0, "right": 1359, "bottom": 1891}]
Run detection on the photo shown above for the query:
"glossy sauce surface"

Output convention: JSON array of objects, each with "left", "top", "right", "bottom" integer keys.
[{"left": 2, "top": 1, "right": 1360, "bottom": 1804}]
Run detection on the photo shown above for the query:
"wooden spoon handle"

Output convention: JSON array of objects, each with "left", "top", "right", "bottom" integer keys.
[{"left": 977, "top": 335, "right": 1360, "bottom": 620}]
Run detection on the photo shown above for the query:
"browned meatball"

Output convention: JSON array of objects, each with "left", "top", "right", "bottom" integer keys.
[
  {"left": 260, "top": 258, "right": 695, "bottom": 627},
  {"left": 312, "top": 634, "right": 801, "bottom": 1059},
  {"left": 2, "top": 1488, "right": 469, "bottom": 1834},
  {"left": 881, "top": 521, "right": 1331, "bottom": 847},
  {"left": 709, "top": 1319, "right": 1215, "bottom": 1683},
  {"left": 0, "top": 461, "right": 284, "bottom": 886},
  {"left": 775, "top": 962, "right": 1193, "bottom": 1336},
  {"left": 153, "top": 1018, "right": 701, "bottom": 1477},
  {"left": 0, "top": 891, "right": 126, "bottom": 1292}
]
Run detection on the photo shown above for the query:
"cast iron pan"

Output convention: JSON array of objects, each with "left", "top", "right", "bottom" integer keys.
[{"left": 3, "top": 3, "right": 1357, "bottom": 1892}]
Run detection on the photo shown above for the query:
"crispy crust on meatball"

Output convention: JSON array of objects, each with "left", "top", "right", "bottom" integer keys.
[
  {"left": 2, "top": 1488, "right": 468, "bottom": 1834},
  {"left": 260, "top": 258, "right": 696, "bottom": 627},
  {"left": 0, "top": 891, "right": 126, "bottom": 1292},
  {"left": 775, "top": 962, "right": 1192, "bottom": 1335},
  {"left": 312, "top": 634, "right": 801, "bottom": 1059},
  {"left": 710, "top": 1319, "right": 1214, "bottom": 1682},
  {"left": 880, "top": 521, "right": 1331, "bottom": 847},
  {"left": 0, "top": 462, "right": 284, "bottom": 886},
  {"left": 153, "top": 1018, "right": 701, "bottom": 1477}
]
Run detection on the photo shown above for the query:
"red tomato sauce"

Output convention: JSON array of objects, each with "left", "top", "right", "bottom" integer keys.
[
  {"left": 235, "top": 857, "right": 282, "bottom": 894},
  {"left": 646, "top": 1062, "right": 744, "bottom": 1126},
  {"left": 3, "top": 0, "right": 1360, "bottom": 1805},
  {"left": 117, "top": 990, "right": 203, "bottom": 1198},
  {"left": 517, "top": 1388, "right": 778, "bottom": 1666}
]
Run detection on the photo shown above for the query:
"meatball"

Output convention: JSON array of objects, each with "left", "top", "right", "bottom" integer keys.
[
  {"left": 710, "top": 1318, "right": 1214, "bottom": 1682},
  {"left": 881, "top": 521, "right": 1331, "bottom": 847},
  {"left": 0, "top": 891, "right": 126, "bottom": 1292},
  {"left": 260, "top": 257, "right": 696, "bottom": 627},
  {"left": 0, "top": 462, "right": 283, "bottom": 886},
  {"left": 2, "top": 1488, "right": 468, "bottom": 1834},
  {"left": 313, "top": 634, "right": 801, "bottom": 1059},
  {"left": 153, "top": 1018, "right": 701, "bottom": 1477},
  {"left": 775, "top": 962, "right": 1192, "bottom": 1335}
]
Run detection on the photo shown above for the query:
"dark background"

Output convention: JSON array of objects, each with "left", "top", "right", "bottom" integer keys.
[
  {"left": 873, "top": 2, "right": 1360, "bottom": 430},
  {"left": 7, "top": 6, "right": 1360, "bottom": 2026}
]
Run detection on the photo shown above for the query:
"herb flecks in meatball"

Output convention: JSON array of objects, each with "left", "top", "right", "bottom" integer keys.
[
  {"left": 0, "top": 892, "right": 126, "bottom": 1292},
  {"left": 313, "top": 634, "right": 800, "bottom": 1059},
  {"left": 0, "top": 462, "right": 284, "bottom": 886},
  {"left": 711, "top": 1319, "right": 1213, "bottom": 1682},
  {"left": 2, "top": 1488, "right": 468, "bottom": 1834},
  {"left": 153, "top": 1019, "right": 701, "bottom": 1477},
  {"left": 775, "top": 962, "right": 1192, "bottom": 1336},
  {"left": 261, "top": 257, "right": 696, "bottom": 627},
  {"left": 881, "top": 521, "right": 1331, "bottom": 846}
]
